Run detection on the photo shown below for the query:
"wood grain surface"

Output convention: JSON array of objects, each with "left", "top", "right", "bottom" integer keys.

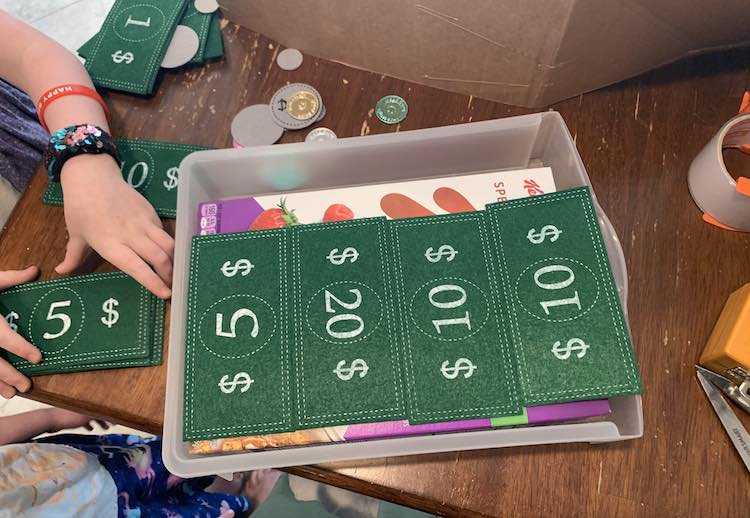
[{"left": 2, "top": 19, "right": 749, "bottom": 517}]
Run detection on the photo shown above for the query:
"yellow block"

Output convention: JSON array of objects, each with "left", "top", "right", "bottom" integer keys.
[{"left": 700, "top": 283, "right": 750, "bottom": 382}]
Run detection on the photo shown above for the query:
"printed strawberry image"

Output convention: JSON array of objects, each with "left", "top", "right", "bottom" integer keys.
[
  {"left": 322, "top": 203, "right": 354, "bottom": 222},
  {"left": 249, "top": 198, "right": 300, "bottom": 230}
]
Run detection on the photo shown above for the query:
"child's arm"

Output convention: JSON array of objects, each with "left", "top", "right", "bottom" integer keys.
[
  {"left": 0, "top": 11, "right": 174, "bottom": 300},
  {"left": 0, "top": 408, "right": 106, "bottom": 445}
]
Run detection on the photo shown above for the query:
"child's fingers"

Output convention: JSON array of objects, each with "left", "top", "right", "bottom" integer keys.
[
  {"left": 103, "top": 245, "right": 172, "bottom": 299},
  {"left": 0, "top": 266, "right": 39, "bottom": 290},
  {"left": 146, "top": 225, "right": 175, "bottom": 261},
  {"left": 129, "top": 236, "right": 173, "bottom": 287},
  {"left": 55, "top": 236, "right": 89, "bottom": 275},
  {"left": 0, "top": 379, "right": 16, "bottom": 399},
  {"left": 0, "top": 358, "right": 31, "bottom": 394},
  {"left": 0, "top": 320, "right": 41, "bottom": 364}
]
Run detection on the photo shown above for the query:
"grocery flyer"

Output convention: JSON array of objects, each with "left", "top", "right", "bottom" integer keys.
[{"left": 197, "top": 167, "right": 555, "bottom": 234}]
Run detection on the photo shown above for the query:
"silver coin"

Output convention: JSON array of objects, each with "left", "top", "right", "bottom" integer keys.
[
  {"left": 161, "top": 25, "right": 200, "bottom": 68},
  {"left": 276, "top": 48, "right": 304, "bottom": 71},
  {"left": 269, "top": 83, "right": 322, "bottom": 131},
  {"left": 305, "top": 127, "right": 337, "bottom": 143},
  {"left": 231, "top": 104, "right": 285, "bottom": 147},
  {"left": 315, "top": 103, "right": 326, "bottom": 122},
  {"left": 194, "top": 0, "right": 219, "bottom": 14}
]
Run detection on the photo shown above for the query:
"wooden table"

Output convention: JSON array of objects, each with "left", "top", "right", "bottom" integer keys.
[{"left": 3, "top": 21, "right": 749, "bottom": 517}]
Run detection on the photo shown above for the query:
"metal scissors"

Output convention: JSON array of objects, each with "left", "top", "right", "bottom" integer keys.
[{"left": 696, "top": 365, "right": 750, "bottom": 471}]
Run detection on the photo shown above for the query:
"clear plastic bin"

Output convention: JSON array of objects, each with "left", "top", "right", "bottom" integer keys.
[{"left": 164, "top": 111, "right": 643, "bottom": 478}]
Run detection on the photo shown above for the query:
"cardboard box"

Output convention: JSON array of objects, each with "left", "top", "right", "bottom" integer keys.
[{"left": 218, "top": 0, "right": 750, "bottom": 107}]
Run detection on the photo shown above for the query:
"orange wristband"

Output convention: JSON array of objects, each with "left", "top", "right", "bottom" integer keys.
[{"left": 36, "top": 84, "right": 110, "bottom": 133}]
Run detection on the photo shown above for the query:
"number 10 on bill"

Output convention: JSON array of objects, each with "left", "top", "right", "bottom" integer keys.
[
  {"left": 390, "top": 213, "right": 521, "bottom": 424},
  {"left": 486, "top": 188, "right": 642, "bottom": 405}
]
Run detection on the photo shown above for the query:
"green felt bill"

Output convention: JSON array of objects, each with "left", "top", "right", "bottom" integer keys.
[
  {"left": 389, "top": 213, "right": 521, "bottom": 424},
  {"left": 77, "top": 4, "right": 220, "bottom": 92},
  {"left": 84, "top": 0, "right": 188, "bottom": 94},
  {"left": 203, "top": 13, "right": 224, "bottom": 60},
  {"left": 43, "top": 138, "right": 212, "bottom": 219},
  {"left": 184, "top": 230, "right": 294, "bottom": 441},
  {"left": 180, "top": 3, "right": 212, "bottom": 64},
  {"left": 292, "top": 218, "right": 406, "bottom": 429},
  {"left": 48, "top": 295, "right": 165, "bottom": 374},
  {"left": 77, "top": 33, "right": 97, "bottom": 60},
  {"left": 79, "top": 9, "right": 216, "bottom": 64},
  {"left": 485, "top": 187, "right": 642, "bottom": 405},
  {"left": 0, "top": 272, "right": 162, "bottom": 375}
]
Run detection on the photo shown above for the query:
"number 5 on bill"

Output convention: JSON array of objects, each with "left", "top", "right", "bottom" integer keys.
[{"left": 183, "top": 229, "right": 294, "bottom": 440}]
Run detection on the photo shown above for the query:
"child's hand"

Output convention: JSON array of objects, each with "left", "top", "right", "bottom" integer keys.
[
  {"left": 57, "top": 154, "right": 174, "bottom": 299},
  {"left": 48, "top": 407, "right": 110, "bottom": 432},
  {"left": 0, "top": 266, "right": 42, "bottom": 399}
]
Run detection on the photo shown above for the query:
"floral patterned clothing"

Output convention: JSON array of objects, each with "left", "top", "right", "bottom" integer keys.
[
  {"left": 1, "top": 434, "right": 251, "bottom": 518},
  {"left": 0, "top": 442, "right": 118, "bottom": 517}
]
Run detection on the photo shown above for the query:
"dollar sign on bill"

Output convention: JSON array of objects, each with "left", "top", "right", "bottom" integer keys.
[
  {"left": 5, "top": 312, "right": 18, "bottom": 332},
  {"left": 526, "top": 225, "right": 562, "bottom": 245},
  {"left": 333, "top": 359, "right": 369, "bottom": 381},
  {"left": 111, "top": 50, "right": 134, "bottom": 64},
  {"left": 218, "top": 372, "right": 254, "bottom": 394},
  {"left": 440, "top": 358, "right": 477, "bottom": 379},
  {"left": 552, "top": 338, "right": 590, "bottom": 360},
  {"left": 101, "top": 298, "right": 120, "bottom": 328},
  {"left": 163, "top": 167, "right": 179, "bottom": 191},
  {"left": 327, "top": 247, "right": 359, "bottom": 265},
  {"left": 221, "top": 259, "right": 254, "bottom": 277},
  {"left": 425, "top": 245, "right": 457, "bottom": 263}
]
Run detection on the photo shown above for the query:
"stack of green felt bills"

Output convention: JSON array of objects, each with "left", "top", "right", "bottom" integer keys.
[
  {"left": 79, "top": 0, "right": 224, "bottom": 95},
  {"left": 0, "top": 272, "right": 164, "bottom": 376},
  {"left": 43, "top": 138, "right": 212, "bottom": 219},
  {"left": 182, "top": 187, "right": 643, "bottom": 441}
]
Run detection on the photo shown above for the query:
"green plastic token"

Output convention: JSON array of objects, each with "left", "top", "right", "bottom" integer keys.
[{"left": 375, "top": 95, "right": 408, "bottom": 124}]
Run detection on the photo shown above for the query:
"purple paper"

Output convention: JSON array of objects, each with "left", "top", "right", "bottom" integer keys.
[
  {"left": 196, "top": 198, "right": 264, "bottom": 235},
  {"left": 343, "top": 400, "right": 611, "bottom": 441},
  {"left": 527, "top": 399, "right": 610, "bottom": 424},
  {"left": 344, "top": 418, "right": 491, "bottom": 441}
]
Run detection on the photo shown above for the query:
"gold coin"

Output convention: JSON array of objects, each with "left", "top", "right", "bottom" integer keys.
[{"left": 287, "top": 91, "right": 319, "bottom": 121}]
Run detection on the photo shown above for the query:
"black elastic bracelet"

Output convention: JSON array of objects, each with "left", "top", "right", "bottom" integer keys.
[{"left": 43, "top": 124, "right": 120, "bottom": 182}]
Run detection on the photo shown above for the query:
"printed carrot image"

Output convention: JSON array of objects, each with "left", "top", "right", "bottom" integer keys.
[
  {"left": 380, "top": 193, "right": 434, "bottom": 219},
  {"left": 433, "top": 187, "right": 476, "bottom": 213}
]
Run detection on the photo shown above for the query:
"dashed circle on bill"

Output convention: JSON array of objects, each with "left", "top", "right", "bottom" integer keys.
[{"left": 375, "top": 95, "right": 408, "bottom": 124}]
